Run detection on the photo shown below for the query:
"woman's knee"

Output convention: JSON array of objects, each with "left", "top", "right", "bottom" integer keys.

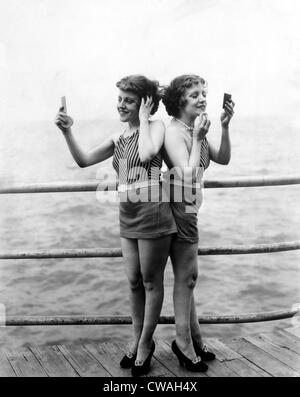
[
  {"left": 175, "top": 267, "right": 198, "bottom": 290},
  {"left": 186, "top": 270, "right": 198, "bottom": 289},
  {"left": 142, "top": 274, "right": 164, "bottom": 292},
  {"left": 127, "top": 274, "right": 143, "bottom": 292}
]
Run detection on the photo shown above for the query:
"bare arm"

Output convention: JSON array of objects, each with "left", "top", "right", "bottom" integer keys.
[
  {"left": 164, "top": 127, "right": 202, "bottom": 168},
  {"left": 164, "top": 115, "right": 210, "bottom": 182},
  {"left": 164, "top": 126, "right": 203, "bottom": 184},
  {"left": 63, "top": 129, "right": 116, "bottom": 168},
  {"left": 137, "top": 97, "right": 165, "bottom": 162},
  {"left": 138, "top": 120, "right": 165, "bottom": 162},
  {"left": 209, "top": 100, "right": 235, "bottom": 165},
  {"left": 55, "top": 110, "right": 116, "bottom": 168},
  {"left": 208, "top": 127, "right": 231, "bottom": 165}
]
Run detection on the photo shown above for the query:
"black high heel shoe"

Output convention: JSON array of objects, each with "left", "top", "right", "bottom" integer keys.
[
  {"left": 120, "top": 351, "right": 137, "bottom": 368},
  {"left": 171, "top": 340, "right": 208, "bottom": 372},
  {"left": 192, "top": 338, "right": 216, "bottom": 361},
  {"left": 131, "top": 341, "right": 155, "bottom": 377}
]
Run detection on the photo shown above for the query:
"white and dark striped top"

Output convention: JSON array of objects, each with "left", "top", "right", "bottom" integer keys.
[
  {"left": 112, "top": 129, "right": 162, "bottom": 184},
  {"left": 199, "top": 137, "right": 210, "bottom": 170}
]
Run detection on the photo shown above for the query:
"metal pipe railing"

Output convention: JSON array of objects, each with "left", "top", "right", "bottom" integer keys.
[
  {"left": 1, "top": 175, "right": 300, "bottom": 194},
  {"left": 1, "top": 174, "right": 299, "bottom": 326},
  {"left": 4, "top": 308, "right": 299, "bottom": 325},
  {"left": 1, "top": 241, "right": 299, "bottom": 260}
]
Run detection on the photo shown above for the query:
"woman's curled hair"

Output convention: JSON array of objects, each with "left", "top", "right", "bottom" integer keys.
[
  {"left": 116, "top": 75, "right": 162, "bottom": 116},
  {"left": 162, "top": 74, "right": 207, "bottom": 118}
]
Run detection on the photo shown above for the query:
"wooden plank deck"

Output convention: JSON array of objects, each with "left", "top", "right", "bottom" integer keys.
[{"left": 1, "top": 326, "right": 299, "bottom": 377}]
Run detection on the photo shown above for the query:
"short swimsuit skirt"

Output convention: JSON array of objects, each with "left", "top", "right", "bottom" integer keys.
[
  {"left": 118, "top": 182, "right": 177, "bottom": 239},
  {"left": 112, "top": 129, "right": 177, "bottom": 239},
  {"left": 168, "top": 181, "right": 203, "bottom": 244}
]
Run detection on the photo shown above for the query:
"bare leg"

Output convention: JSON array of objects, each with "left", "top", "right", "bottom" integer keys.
[
  {"left": 121, "top": 237, "right": 145, "bottom": 354},
  {"left": 190, "top": 292, "right": 215, "bottom": 360},
  {"left": 190, "top": 294, "right": 204, "bottom": 347},
  {"left": 136, "top": 235, "right": 172, "bottom": 362},
  {"left": 170, "top": 239, "right": 199, "bottom": 360}
]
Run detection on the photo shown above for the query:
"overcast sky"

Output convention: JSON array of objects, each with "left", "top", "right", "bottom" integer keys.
[{"left": 0, "top": 0, "right": 300, "bottom": 122}]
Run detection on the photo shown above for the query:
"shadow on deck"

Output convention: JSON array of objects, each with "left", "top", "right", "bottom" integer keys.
[{"left": 1, "top": 326, "right": 299, "bottom": 377}]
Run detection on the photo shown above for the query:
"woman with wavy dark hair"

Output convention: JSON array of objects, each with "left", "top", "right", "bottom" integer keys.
[
  {"left": 162, "top": 74, "right": 235, "bottom": 372},
  {"left": 54, "top": 75, "right": 177, "bottom": 376}
]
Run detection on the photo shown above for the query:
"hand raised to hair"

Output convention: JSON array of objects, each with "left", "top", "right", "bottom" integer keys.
[
  {"left": 54, "top": 106, "right": 74, "bottom": 133},
  {"left": 193, "top": 113, "right": 211, "bottom": 140},
  {"left": 139, "top": 96, "right": 154, "bottom": 122}
]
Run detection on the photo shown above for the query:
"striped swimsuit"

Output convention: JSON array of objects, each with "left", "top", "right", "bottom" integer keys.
[
  {"left": 112, "top": 129, "right": 161, "bottom": 184},
  {"left": 112, "top": 128, "right": 177, "bottom": 239},
  {"left": 165, "top": 135, "right": 211, "bottom": 244},
  {"left": 199, "top": 137, "right": 210, "bottom": 170}
]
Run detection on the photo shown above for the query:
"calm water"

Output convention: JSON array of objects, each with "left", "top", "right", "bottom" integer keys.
[{"left": 0, "top": 116, "right": 300, "bottom": 348}]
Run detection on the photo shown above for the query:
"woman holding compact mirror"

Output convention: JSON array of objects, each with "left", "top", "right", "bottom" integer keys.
[{"left": 162, "top": 74, "right": 235, "bottom": 372}]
